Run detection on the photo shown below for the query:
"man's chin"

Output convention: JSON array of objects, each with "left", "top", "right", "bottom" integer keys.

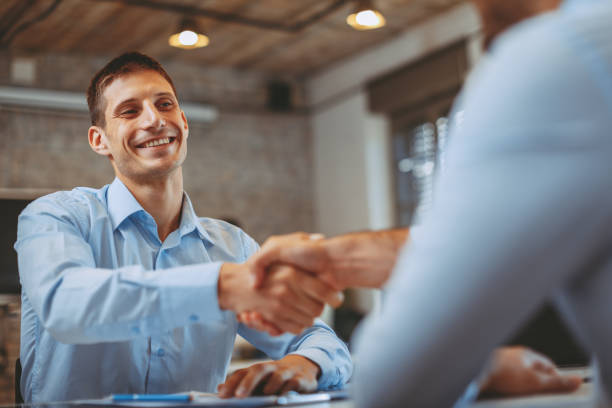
[{"left": 115, "top": 161, "right": 183, "bottom": 184}]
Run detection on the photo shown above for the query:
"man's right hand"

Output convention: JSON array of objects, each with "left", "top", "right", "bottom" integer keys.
[{"left": 218, "top": 262, "right": 343, "bottom": 335}]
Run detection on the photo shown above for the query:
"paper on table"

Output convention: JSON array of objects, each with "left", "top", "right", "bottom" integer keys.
[{"left": 75, "top": 390, "right": 349, "bottom": 407}]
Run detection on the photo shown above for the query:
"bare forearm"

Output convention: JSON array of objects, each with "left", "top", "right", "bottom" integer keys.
[{"left": 325, "top": 228, "right": 409, "bottom": 289}]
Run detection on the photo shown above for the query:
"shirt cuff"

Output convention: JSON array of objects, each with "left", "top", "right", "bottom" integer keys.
[{"left": 156, "top": 262, "right": 228, "bottom": 331}]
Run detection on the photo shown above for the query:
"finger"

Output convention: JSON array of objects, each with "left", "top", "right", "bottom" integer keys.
[
  {"left": 218, "top": 369, "right": 248, "bottom": 398},
  {"left": 252, "top": 233, "right": 310, "bottom": 288},
  {"left": 538, "top": 373, "right": 582, "bottom": 393},
  {"left": 235, "top": 364, "right": 275, "bottom": 398},
  {"left": 261, "top": 289, "right": 317, "bottom": 331},
  {"left": 263, "top": 314, "right": 311, "bottom": 335},
  {"left": 271, "top": 280, "right": 323, "bottom": 323},
  {"left": 236, "top": 312, "right": 250, "bottom": 323},
  {"left": 280, "top": 302, "right": 316, "bottom": 331},
  {"left": 253, "top": 265, "right": 268, "bottom": 289},
  {"left": 243, "top": 312, "right": 283, "bottom": 336},
  {"left": 532, "top": 358, "right": 556, "bottom": 374},
  {"left": 253, "top": 233, "right": 327, "bottom": 288},
  {"left": 527, "top": 349, "right": 556, "bottom": 371},
  {"left": 287, "top": 287, "right": 325, "bottom": 318},
  {"left": 279, "top": 378, "right": 302, "bottom": 395},
  {"left": 294, "top": 273, "right": 344, "bottom": 308},
  {"left": 262, "top": 370, "right": 291, "bottom": 395}
]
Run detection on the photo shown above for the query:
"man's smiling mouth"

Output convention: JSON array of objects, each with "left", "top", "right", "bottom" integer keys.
[{"left": 137, "top": 137, "right": 176, "bottom": 148}]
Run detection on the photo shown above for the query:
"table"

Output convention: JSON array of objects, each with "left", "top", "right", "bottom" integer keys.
[{"left": 0, "top": 368, "right": 595, "bottom": 408}]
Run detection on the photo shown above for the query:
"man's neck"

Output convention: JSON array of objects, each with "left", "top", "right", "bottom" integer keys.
[{"left": 118, "top": 169, "right": 184, "bottom": 242}]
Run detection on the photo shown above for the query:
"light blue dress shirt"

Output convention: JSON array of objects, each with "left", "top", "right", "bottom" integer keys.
[
  {"left": 15, "top": 178, "right": 351, "bottom": 402},
  {"left": 354, "top": 0, "right": 612, "bottom": 406}
]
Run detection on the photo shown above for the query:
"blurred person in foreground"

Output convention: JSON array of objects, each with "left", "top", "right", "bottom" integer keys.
[
  {"left": 244, "top": 0, "right": 612, "bottom": 405},
  {"left": 14, "top": 52, "right": 351, "bottom": 403}
]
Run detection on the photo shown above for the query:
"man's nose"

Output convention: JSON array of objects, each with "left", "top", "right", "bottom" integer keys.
[{"left": 140, "top": 101, "right": 165, "bottom": 130}]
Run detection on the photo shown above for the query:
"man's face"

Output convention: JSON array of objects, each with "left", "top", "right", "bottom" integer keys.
[{"left": 91, "top": 70, "right": 188, "bottom": 182}]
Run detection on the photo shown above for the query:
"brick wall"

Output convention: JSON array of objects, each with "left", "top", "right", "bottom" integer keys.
[{"left": 0, "top": 107, "right": 314, "bottom": 242}]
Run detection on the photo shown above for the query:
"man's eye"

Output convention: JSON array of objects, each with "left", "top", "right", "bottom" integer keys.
[
  {"left": 121, "top": 109, "right": 137, "bottom": 115},
  {"left": 158, "top": 101, "right": 174, "bottom": 109}
]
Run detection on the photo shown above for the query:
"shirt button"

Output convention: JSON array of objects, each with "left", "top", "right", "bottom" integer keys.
[
  {"left": 131, "top": 326, "right": 140, "bottom": 334},
  {"left": 189, "top": 314, "right": 199, "bottom": 322},
  {"left": 157, "top": 348, "right": 165, "bottom": 357}
]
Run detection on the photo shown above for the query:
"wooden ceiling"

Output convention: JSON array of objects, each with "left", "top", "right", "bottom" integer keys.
[{"left": 0, "top": 0, "right": 465, "bottom": 78}]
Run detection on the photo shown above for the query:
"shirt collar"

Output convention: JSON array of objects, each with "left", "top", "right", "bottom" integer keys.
[
  {"left": 179, "top": 193, "right": 214, "bottom": 244},
  {"left": 106, "top": 177, "right": 214, "bottom": 244},
  {"left": 107, "top": 177, "right": 145, "bottom": 231}
]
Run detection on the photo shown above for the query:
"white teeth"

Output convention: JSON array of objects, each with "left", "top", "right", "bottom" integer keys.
[{"left": 143, "top": 137, "right": 171, "bottom": 148}]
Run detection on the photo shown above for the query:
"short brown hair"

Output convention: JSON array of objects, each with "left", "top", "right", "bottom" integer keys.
[{"left": 86, "top": 52, "right": 178, "bottom": 127}]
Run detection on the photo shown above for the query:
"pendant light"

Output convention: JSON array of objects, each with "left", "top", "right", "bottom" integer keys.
[
  {"left": 169, "top": 18, "right": 209, "bottom": 49},
  {"left": 346, "top": 0, "right": 386, "bottom": 30}
]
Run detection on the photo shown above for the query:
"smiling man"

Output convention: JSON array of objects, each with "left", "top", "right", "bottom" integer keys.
[{"left": 14, "top": 52, "right": 351, "bottom": 402}]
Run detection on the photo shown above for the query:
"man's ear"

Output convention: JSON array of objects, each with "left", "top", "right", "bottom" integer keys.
[
  {"left": 88, "top": 126, "right": 112, "bottom": 157},
  {"left": 180, "top": 110, "right": 189, "bottom": 140}
]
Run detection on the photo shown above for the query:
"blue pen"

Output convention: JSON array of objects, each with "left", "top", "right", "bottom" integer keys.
[{"left": 112, "top": 394, "right": 192, "bottom": 402}]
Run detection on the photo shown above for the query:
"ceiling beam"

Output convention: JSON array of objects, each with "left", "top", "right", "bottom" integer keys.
[
  {"left": 0, "top": 0, "right": 36, "bottom": 44},
  {"left": 91, "top": 0, "right": 351, "bottom": 32},
  {"left": 1, "top": 0, "right": 63, "bottom": 46}
]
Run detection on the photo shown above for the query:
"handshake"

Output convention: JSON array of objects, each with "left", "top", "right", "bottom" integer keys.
[{"left": 218, "top": 230, "right": 408, "bottom": 335}]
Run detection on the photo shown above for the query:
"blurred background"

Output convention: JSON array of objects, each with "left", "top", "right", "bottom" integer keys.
[{"left": 0, "top": 0, "right": 587, "bottom": 402}]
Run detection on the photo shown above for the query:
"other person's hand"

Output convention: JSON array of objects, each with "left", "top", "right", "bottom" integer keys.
[
  {"left": 480, "top": 346, "right": 582, "bottom": 396},
  {"left": 218, "top": 355, "right": 319, "bottom": 398},
  {"left": 219, "top": 263, "right": 343, "bottom": 335},
  {"left": 249, "top": 229, "right": 408, "bottom": 291},
  {"left": 249, "top": 232, "right": 337, "bottom": 289}
]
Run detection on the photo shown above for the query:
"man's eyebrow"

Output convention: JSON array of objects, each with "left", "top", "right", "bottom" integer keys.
[
  {"left": 155, "top": 92, "right": 175, "bottom": 98},
  {"left": 113, "top": 98, "right": 137, "bottom": 111}
]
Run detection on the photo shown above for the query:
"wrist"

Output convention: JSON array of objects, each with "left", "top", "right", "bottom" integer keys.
[
  {"left": 218, "top": 262, "right": 247, "bottom": 311},
  {"left": 285, "top": 354, "right": 322, "bottom": 379}
]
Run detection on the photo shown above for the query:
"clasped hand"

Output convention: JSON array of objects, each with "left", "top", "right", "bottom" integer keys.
[
  {"left": 219, "top": 247, "right": 343, "bottom": 335},
  {"left": 236, "top": 233, "right": 342, "bottom": 336}
]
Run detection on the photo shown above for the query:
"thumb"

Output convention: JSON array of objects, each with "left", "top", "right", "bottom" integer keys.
[
  {"left": 252, "top": 267, "right": 266, "bottom": 289},
  {"left": 250, "top": 252, "right": 276, "bottom": 289},
  {"left": 539, "top": 373, "right": 582, "bottom": 393}
]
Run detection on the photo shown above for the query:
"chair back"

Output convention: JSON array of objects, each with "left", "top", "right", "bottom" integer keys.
[{"left": 15, "top": 358, "right": 23, "bottom": 404}]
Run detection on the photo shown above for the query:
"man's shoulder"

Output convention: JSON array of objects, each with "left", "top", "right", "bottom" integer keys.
[
  {"left": 197, "top": 217, "right": 250, "bottom": 241},
  {"left": 23, "top": 186, "right": 108, "bottom": 222},
  {"left": 491, "top": 5, "right": 612, "bottom": 68},
  {"left": 195, "top": 217, "right": 259, "bottom": 260},
  {"left": 464, "top": 9, "right": 610, "bottom": 120},
  {"left": 489, "top": 12, "right": 569, "bottom": 65}
]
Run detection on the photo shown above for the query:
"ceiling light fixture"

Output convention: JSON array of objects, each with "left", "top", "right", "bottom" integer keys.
[
  {"left": 346, "top": 0, "right": 386, "bottom": 31},
  {"left": 168, "top": 18, "right": 209, "bottom": 49}
]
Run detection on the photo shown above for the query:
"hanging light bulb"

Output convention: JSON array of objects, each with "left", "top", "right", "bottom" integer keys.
[
  {"left": 347, "top": 0, "right": 386, "bottom": 30},
  {"left": 169, "top": 18, "right": 209, "bottom": 49}
]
